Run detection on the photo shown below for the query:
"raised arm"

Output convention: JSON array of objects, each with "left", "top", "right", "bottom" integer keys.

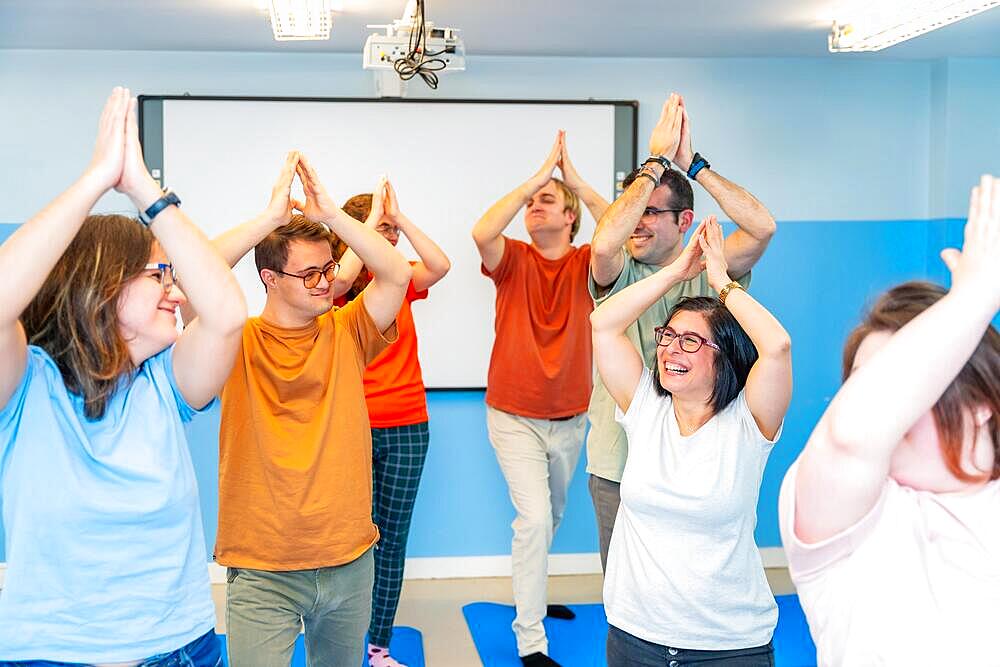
[
  {"left": 296, "top": 155, "right": 411, "bottom": 332},
  {"left": 558, "top": 135, "right": 611, "bottom": 223},
  {"left": 210, "top": 152, "right": 300, "bottom": 269},
  {"left": 472, "top": 131, "right": 562, "bottom": 271},
  {"left": 674, "top": 99, "right": 776, "bottom": 279},
  {"left": 386, "top": 181, "right": 451, "bottom": 291},
  {"left": 794, "top": 176, "right": 1000, "bottom": 544},
  {"left": 591, "top": 93, "right": 682, "bottom": 288},
  {"left": 0, "top": 88, "right": 131, "bottom": 409},
  {"left": 111, "top": 98, "right": 248, "bottom": 409},
  {"left": 590, "top": 220, "right": 706, "bottom": 413},
  {"left": 700, "top": 216, "right": 790, "bottom": 439},
  {"left": 331, "top": 176, "right": 386, "bottom": 299},
  {"left": 179, "top": 152, "right": 299, "bottom": 324}
]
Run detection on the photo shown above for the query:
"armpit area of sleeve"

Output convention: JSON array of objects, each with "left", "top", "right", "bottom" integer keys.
[
  {"left": 356, "top": 293, "right": 399, "bottom": 365},
  {"left": 480, "top": 235, "right": 516, "bottom": 284},
  {"left": 778, "top": 460, "right": 889, "bottom": 580},
  {"left": 588, "top": 248, "right": 630, "bottom": 303},
  {"left": 614, "top": 367, "right": 654, "bottom": 431}
]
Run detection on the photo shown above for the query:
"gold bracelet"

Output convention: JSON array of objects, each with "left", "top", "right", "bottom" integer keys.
[{"left": 718, "top": 281, "right": 744, "bottom": 305}]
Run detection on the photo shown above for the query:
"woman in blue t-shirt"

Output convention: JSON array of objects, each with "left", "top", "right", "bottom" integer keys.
[{"left": 0, "top": 88, "right": 247, "bottom": 664}]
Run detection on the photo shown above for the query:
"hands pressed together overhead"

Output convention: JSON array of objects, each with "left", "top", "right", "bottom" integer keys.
[
  {"left": 648, "top": 92, "right": 695, "bottom": 171},
  {"left": 86, "top": 87, "right": 162, "bottom": 209}
]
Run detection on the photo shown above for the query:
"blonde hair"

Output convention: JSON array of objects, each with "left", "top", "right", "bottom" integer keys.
[{"left": 550, "top": 178, "right": 582, "bottom": 240}]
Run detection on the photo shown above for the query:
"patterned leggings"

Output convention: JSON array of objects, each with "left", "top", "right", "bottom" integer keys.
[{"left": 368, "top": 421, "right": 430, "bottom": 648}]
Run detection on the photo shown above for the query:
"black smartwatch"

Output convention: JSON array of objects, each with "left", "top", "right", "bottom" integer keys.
[
  {"left": 643, "top": 155, "right": 671, "bottom": 171},
  {"left": 139, "top": 190, "right": 181, "bottom": 227},
  {"left": 687, "top": 153, "right": 711, "bottom": 180}
]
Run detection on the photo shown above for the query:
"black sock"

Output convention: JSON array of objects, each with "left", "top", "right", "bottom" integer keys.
[
  {"left": 521, "top": 652, "right": 561, "bottom": 666},
  {"left": 545, "top": 604, "right": 576, "bottom": 620}
]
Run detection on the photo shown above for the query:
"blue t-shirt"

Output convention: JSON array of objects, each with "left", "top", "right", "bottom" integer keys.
[{"left": 0, "top": 345, "right": 216, "bottom": 662}]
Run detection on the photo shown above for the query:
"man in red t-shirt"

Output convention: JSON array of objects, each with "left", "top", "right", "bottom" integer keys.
[{"left": 472, "top": 132, "right": 610, "bottom": 667}]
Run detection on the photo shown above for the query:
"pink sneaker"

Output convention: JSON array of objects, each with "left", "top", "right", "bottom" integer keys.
[{"left": 368, "top": 643, "right": 407, "bottom": 667}]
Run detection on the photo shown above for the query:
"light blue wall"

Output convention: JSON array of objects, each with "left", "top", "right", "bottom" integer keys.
[
  {"left": 1, "top": 49, "right": 998, "bottom": 562},
  {"left": 929, "top": 58, "right": 1000, "bottom": 218}
]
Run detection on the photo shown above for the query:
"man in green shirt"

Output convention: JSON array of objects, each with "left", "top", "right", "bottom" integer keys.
[{"left": 587, "top": 93, "right": 778, "bottom": 569}]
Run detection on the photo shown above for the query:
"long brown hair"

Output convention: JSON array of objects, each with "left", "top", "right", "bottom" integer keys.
[
  {"left": 842, "top": 281, "right": 1000, "bottom": 482},
  {"left": 20, "top": 215, "right": 154, "bottom": 420}
]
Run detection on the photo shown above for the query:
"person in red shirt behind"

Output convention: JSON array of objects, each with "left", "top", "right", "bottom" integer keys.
[
  {"left": 333, "top": 177, "right": 450, "bottom": 667},
  {"left": 472, "top": 132, "right": 610, "bottom": 667}
]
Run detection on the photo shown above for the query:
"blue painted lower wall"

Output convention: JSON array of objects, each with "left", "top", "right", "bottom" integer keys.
[{"left": 0, "top": 218, "right": 973, "bottom": 561}]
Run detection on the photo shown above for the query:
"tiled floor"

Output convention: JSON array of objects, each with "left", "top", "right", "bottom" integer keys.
[{"left": 211, "top": 569, "right": 796, "bottom": 666}]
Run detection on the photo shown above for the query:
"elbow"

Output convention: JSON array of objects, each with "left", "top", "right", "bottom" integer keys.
[
  {"left": 395, "top": 260, "right": 414, "bottom": 287},
  {"left": 217, "top": 292, "right": 248, "bottom": 337},
  {"left": 589, "top": 306, "right": 611, "bottom": 334},
  {"left": 755, "top": 212, "right": 777, "bottom": 241},
  {"left": 760, "top": 331, "right": 791, "bottom": 360}
]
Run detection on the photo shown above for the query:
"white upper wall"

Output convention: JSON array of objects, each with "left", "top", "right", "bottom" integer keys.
[{"left": 0, "top": 49, "right": 933, "bottom": 225}]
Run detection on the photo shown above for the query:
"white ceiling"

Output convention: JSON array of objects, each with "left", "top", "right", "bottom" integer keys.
[{"left": 1, "top": 0, "right": 999, "bottom": 59}]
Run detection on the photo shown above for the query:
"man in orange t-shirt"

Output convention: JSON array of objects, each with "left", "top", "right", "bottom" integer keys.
[
  {"left": 334, "top": 178, "right": 451, "bottom": 667},
  {"left": 471, "top": 132, "right": 610, "bottom": 667},
  {"left": 209, "top": 153, "right": 412, "bottom": 667}
]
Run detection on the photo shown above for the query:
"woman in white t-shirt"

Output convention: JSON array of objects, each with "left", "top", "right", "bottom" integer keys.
[
  {"left": 778, "top": 176, "right": 1000, "bottom": 666},
  {"left": 591, "top": 216, "right": 792, "bottom": 666}
]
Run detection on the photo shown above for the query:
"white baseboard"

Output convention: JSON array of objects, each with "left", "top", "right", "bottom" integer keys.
[{"left": 3, "top": 548, "right": 788, "bottom": 588}]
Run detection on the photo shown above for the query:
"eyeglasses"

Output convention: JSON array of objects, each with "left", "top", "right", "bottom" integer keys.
[
  {"left": 642, "top": 207, "right": 686, "bottom": 217},
  {"left": 275, "top": 261, "right": 340, "bottom": 288},
  {"left": 144, "top": 263, "right": 176, "bottom": 292},
  {"left": 654, "top": 326, "right": 721, "bottom": 353}
]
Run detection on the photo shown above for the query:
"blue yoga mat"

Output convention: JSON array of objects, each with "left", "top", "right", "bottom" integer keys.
[
  {"left": 218, "top": 627, "right": 425, "bottom": 667},
  {"left": 462, "top": 595, "right": 817, "bottom": 666}
]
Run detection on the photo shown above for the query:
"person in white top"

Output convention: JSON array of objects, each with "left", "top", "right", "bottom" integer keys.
[
  {"left": 591, "top": 215, "right": 792, "bottom": 666},
  {"left": 778, "top": 175, "right": 1000, "bottom": 667}
]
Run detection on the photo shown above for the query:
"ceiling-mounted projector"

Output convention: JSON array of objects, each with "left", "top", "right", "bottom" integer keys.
[{"left": 363, "top": 0, "right": 465, "bottom": 93}]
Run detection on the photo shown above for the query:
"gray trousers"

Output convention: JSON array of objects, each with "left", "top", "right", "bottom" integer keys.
[
  {"left": 225, "top": 548, "right": 374, "bottom": 667},
  {"left": 588, "top": 473, "right": 622, "bottom": 572}
]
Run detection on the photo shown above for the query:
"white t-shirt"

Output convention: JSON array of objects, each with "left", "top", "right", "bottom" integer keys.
[
  {"left": 779, "top": 461, "right": 1000, "bottom": 666},
  {"left": 604, "top": 368, "right": 780, "bottom": 650}
]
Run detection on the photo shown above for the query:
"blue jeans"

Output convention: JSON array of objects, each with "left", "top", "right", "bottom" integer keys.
[{"left": 1, "top": 629, "right": 222, "bottom": 667}]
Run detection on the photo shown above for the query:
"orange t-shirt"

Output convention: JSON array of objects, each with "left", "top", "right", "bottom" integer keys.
[
  {"left": 363, "top": 280, "right": 429, "bottom": 428},
  {"left": 481, "top": 237, "right": 593, "bottom": 419},
  {"left": 216, "top": 294, "right": 397, "bottom": 570}
]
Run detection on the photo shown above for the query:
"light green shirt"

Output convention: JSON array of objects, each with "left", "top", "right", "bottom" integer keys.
[{"left": 585, "top": 249, "right": 751, "bottom": 482}]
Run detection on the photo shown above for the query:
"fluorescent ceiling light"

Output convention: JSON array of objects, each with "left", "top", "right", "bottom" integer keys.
[
  {"left": 829, "top": 0, "right": 1000, "bottom": 52},
  {"left": 268, "top": 0, "right": 334, "bottom": 41}
]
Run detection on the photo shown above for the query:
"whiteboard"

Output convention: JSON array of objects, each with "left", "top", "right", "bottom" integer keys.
[{"left": 141, "top": 97, "right": 636, "bottom": 388}]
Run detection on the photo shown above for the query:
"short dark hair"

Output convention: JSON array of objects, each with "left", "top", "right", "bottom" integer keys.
[
  {"left": 653, "top": 296, "right": 757, "bottom": 414},
  {"left": 622, "top": 167, "right": 694, "bottom": 212},
  {"left": 253, "top": 214, "right": 335, "bottom": 288}
]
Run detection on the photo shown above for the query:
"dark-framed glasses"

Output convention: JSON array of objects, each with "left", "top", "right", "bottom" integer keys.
[
  {"left": 276, "top": 261, "right": 340, "bottom": 289},
  {"left": 642, "top": 206, "right": 686, "bottom": 217},
  {"left": 654, "top": 326, "right": 721, "bottom": 353},
  {"left": 144, "top": 263, "right": 176, "bottom": 292}
]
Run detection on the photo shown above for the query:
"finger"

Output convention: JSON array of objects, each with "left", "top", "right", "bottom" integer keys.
[
  {"left": 940, "top": 248, "right": 961, "bottom": 272},
  {"left": 290, "top": 198, "right": 305, "bottom": 212}
]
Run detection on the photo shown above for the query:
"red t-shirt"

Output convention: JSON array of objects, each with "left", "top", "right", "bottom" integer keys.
[
  {"left": 362, "top": 280, "right": 429, "bottom": 427},
  {"left": 482, "top": 238, "right": 593, "bottom": 418}
]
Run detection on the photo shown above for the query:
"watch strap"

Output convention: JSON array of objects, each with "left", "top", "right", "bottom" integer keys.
[{"left": 139, "top": 190, "right": 181, "bottom": 226}]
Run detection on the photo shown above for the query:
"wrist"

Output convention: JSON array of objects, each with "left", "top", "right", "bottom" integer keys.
[
  {"left": 710, "top": 273, "right": 734, "bottom": 293},
  {"left": 675, "top": 155, "right": 693, "bottom": 172},
  {"left": 127, "top": 178, "right": 165, "bottom": 212}
]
